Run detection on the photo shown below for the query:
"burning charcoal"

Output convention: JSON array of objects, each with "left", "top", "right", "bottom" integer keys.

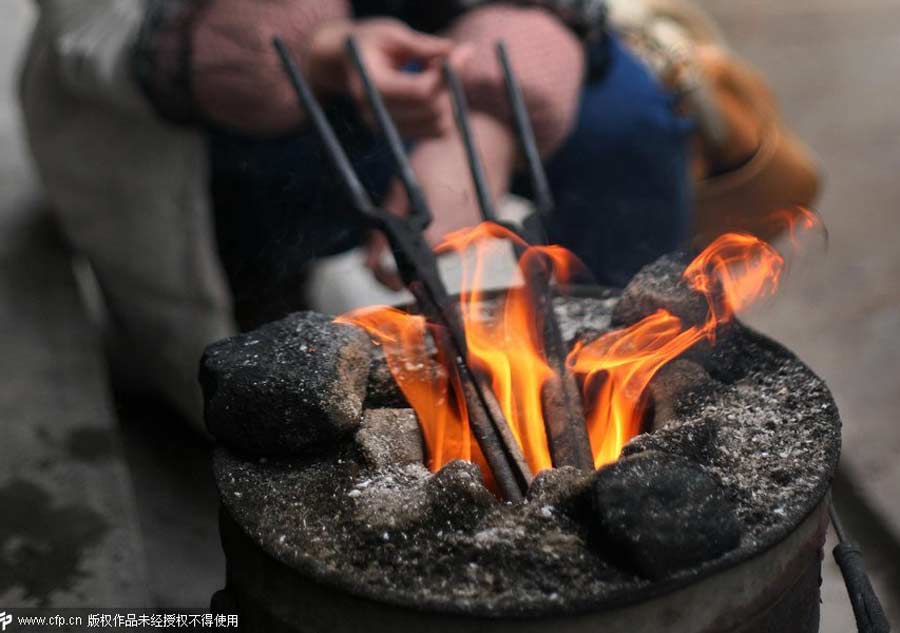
[
  {"left": 426, "top": 460, "right": 498, "bottom": 529},
  {"left": 200, "top": 311, "right": 372, "bottom": 456},
  {"left": 647, "top": 360, "right": 717, "bottom": 430},
  {"left": 355, "top": 408, "right": 425, "bottom": 469},
  {"left": 591, "top": 450, "right": 740, "bottom": 580},
  {"left": 526, "top": 466, "right": 594, "bottom": 521},
  {"left": 612, "top": 254, "right": 709, "bottom": 328}
]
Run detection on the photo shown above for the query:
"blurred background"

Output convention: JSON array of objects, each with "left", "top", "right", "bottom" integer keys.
[{"left": 0, "top": 0, "right": 897, "bottom": 628}]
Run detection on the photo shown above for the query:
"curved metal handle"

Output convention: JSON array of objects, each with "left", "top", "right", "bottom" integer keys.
[{"left": 830, "top": 505, "right": 892, "bottom": 633}]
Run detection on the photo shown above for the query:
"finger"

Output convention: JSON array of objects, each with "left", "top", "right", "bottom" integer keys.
[
  {"left": 385, "top": 88, "right": 451, "bottom": 114},
  {"left": 444, "top": 43, "right": 475, "bottom": 73},
  {"left": 375, "top": 66, "right": 442, "bottom": 104},
  {"left": 381, "top": 179, "right": 409, "bottom": 216},
  {"left": 384, "top": 93, "right": 454, "bottom": 137},
  {"left": 372, "top": 262, "right": 406, "bottom": 292},
  {"left": 394, "top": 115, "right": 452, "bottom": 140},
  {"left": 389, "top": 27, "right": 454, "bottom": 61},
  {"left": 364, "top": 231, "right": 389, "bottom": 270},
  {"left": 364, "top": 232, "right": 405, "bottom": 291}
]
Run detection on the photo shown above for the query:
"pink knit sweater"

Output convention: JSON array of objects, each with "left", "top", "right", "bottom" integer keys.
[
  {"left": 139, "top": 0, "right": 585, "bottom": 152},
  {"left": 448, "top": 5, "right": 585, "bottom": 155}
]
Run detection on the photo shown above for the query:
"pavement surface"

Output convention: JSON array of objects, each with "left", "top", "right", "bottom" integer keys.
[
  {"left": 0, "top": 1, "right": 222, "bottom": 609},
  {"left": 0, "top": 0, "right": 896, "bottom": 627},
  {"left": 0, "top": 2, "right": 149, "bottom": 607}
]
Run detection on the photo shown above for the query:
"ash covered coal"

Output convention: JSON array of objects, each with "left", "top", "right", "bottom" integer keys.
[
  {"left": 355, "top": 408, "right": 424, "bottom": 469},
  {"left": 647, "top": 359, "right": 718, "bottom": 430},
  {"left": 214, "top": 308, "right": 839, "bottom": 617},
  {"left": 612, "top": 254, "right": 708, "bottom": 328},
  {"left": 591, "top": 450, "right": 741, "bottom": 580},
  {"left": 526, "top": 465, "right": 593, "bottom": 522},
  {"left": 200, "top": 311, "right": 372, "bottom": 456}
]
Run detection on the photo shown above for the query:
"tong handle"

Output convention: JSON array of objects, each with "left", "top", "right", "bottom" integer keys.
[
  {"left": 345, "top": 37, "right": 432, "bottom": 232},
  {"left": 833, "top": 541, "right": 891, "bottom": 633},
  {"left": 443, "top": 60, "right": 500, "bottom": 224},
  {"left": 830, "top": 505, "right": 892, "bottom": 633},
  {"left": 496, "top": 41, "right": 554, "bottom": 223},
  {"left": 272, "top": 37, "right": 381, "bottom": 223}
]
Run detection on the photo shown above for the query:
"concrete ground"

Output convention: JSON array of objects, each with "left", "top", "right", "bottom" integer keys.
[{"left": 0, "top": 0, "right": 897, "bottom": 628}]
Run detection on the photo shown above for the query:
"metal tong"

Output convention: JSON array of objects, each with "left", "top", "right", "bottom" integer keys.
[
  {"left": 273, "top": 37, "right": 531, "bottom": 501},
  {"left": 830, "top": 505, "right": 892, "bottom": 633},
  {"left": 442, "top": 43, "right": 594, "bottom": 471}
]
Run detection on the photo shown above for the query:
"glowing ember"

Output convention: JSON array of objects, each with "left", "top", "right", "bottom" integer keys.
[{"left": 339, "top": 209, "right": 817, "bottom": 478}]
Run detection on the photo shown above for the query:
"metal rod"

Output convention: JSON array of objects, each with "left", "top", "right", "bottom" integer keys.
[
  {"left": 442, "top": 61, "right": 499, "bottom": 224},
  {"left": 520, "top": 255, "right": 594, "bottom": 471},
  {"left": 496, "top": 41, "right": 554, "bottom": 220},
  {"left": 274, "top": 36, "right": 530, "bottom": 500},
  {"left": 830, "top": 504, "right": 848, "bottom": 543},
  {"left": 493, "top": 43, "right": 594, "bottom": 470},
  {"left": 829, "top": 503, "right": 891, "bottom": 633},
  {"left": 409, "top": 282, "right": 532, "bottom": 500},
  {"left": 272, "top": 37, "right": 377, "bottom": 219},
  {"left": 345, "top": 37, "right": 432, "bottom": 231}
]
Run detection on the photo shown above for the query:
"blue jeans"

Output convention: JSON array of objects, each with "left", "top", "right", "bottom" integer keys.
[{"left": 209, "top": 35, "right": 692, "bottom": 321}]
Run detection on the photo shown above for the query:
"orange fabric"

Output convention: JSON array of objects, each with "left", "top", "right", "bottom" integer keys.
[{"left": 690, "top": 49, "right": 820, "bottom": 247}]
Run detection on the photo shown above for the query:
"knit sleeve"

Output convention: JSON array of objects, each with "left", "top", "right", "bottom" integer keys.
[
  {"left": 133, "top": 0, "right": 210, "bottom": 124},
  {"left": 134, "top": 0, "right": 351, "bottom": 127}
]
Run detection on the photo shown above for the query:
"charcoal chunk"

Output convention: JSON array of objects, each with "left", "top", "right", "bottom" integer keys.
[
  {"left": 364, "top": 336, "right": 445, "bottom": 408},
  {"left": 647, "top": 360, "right": 717, "bottom": 430},
  {"left": 526, "top": 466, "right": 594, "bottom": 521},
  {"left": 349, "top": 463, "right": 432, "bottom": 533},
  {"left": 356, "top": 408, "right": 425, "bottom": 469},
  {"left": 591, "top": 451, "right": 740, "bottom": 580},
  {"left": 351, "top": 461, "right": 497, "bottom": 535},
  {"left": 200, "top": 311, "right": 372, "bottom": 455},
  {"left": 622, "top": 415, "right": 720, "bottom": 464},
  {"left": 612, "top": 254, "right": 708, "bottom": 328},
  {"left": 426, "top": 460, "right": 498, "bottom": 530},
  {"left": 365, "top": 351, "right": 408, "bottom": 408}
]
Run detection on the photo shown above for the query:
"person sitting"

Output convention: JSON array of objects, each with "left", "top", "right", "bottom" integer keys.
[{"left": 20, "top": 0, "right": 817, "bottom": 430}]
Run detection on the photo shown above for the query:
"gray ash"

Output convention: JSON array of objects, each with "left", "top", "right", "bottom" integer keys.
[{"left": 213, "top": 292, "right": 840, "bottom": 616}]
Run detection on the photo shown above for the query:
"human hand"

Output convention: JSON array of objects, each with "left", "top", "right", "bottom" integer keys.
[
  {"left": 365, "top": 113, "right": 516, "bottom": 290},
  {"left": 191, "top": 1, "right": 352, "bottom": 134},
  {"left": 307, "top": 18, "right": 471, "bottom": 139}
]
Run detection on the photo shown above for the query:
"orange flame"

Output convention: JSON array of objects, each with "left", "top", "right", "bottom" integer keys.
[
  {"left": 435, "top": 222, "right": 586, "bottom": 473},
  {"left": 336, "top": 307, "right": 477, "bottom": 471},
  {"left": 684, "top": 233, "right": 784, "bottom": 335},
  {"left": 568, "top": 232, "right": 785, "bottom": 467},
  {"left": 338, "top": 214, "right": 816, "bottom": 480}
]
